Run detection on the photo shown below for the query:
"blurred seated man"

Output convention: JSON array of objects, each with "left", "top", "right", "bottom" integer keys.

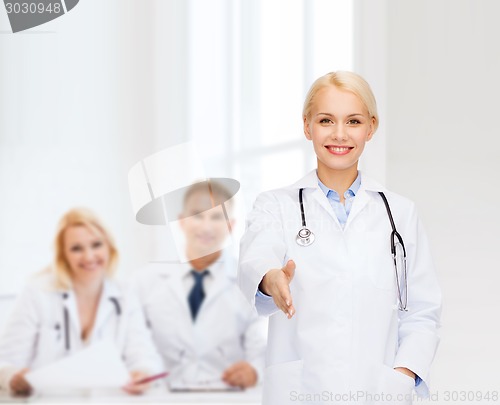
[{"left": 134, "top": 181, "right": 266, "bottom": 389}]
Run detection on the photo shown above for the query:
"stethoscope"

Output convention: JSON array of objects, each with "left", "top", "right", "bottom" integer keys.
[
  {"left": 296, "top": 188, "right": 408, "bottom": 311},
  {"left": 57, "top": 293, "right": 122, "bottom": 351}
]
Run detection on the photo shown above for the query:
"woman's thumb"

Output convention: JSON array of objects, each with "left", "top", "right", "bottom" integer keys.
[{"left": 283, "top": 260, "right": 296, "bottom": 279}]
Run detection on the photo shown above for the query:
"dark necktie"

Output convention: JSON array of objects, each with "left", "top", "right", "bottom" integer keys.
[{"left": 188, "top": 270, "right": 209, "bottom": 321}]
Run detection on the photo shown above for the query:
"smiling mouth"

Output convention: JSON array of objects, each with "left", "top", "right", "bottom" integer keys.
[
  {"left": 80, "top": 263, "right": 102, "bottom": 271},
  {"left": 196, "top": 234, "right": 216, "bottom": 243},
  {"left": 325, "top": 146, "right": 353, "bottom": 155}
]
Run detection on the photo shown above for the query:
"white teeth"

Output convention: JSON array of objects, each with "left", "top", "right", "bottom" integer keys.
[{"left": 329, "top": 147, "right": 350, "bottom": 152}]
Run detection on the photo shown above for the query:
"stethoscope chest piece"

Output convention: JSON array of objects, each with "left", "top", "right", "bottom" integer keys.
[
  {"left": 296, "top": 188, "right": 315, "bottom": 247},
  {"left": 296, "top": 227, "right": 315, "bottom": 247}
]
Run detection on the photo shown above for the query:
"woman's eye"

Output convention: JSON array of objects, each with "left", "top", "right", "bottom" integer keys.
[
  {"left": 70, "top": 246, "right": 82, "bottom": 252},
  {"left": 92, "top": 241, "right": 103, "bottom": 249},
  {"left": 347, "top": 119, "right": 361, "bottom": 125},
  {"left": 319, "top": 118, "right": 333, "bottom": 124}
]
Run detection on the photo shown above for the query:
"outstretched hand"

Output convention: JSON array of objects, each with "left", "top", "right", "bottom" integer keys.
[{"left": 259, "top": 260, "right": 296, "bottom": 319}]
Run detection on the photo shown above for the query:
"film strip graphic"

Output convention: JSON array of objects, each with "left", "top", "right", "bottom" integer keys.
[{"left": 3, "top": 0, "right": 79, "bottom": 33}]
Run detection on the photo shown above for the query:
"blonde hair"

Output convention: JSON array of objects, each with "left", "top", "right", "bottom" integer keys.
[
  {"left": 52, "top": 208, "right": 118, "bottom": 289},
  {"left": 303, "top": 71, "right": 379, "bottom": 133}
]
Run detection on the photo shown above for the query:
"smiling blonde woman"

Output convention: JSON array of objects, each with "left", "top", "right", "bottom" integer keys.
[
  {"left": 0, "top": 208, "right": 163, "bottom": 396},
  {"left": 239, "top": 71, "right": 441, "bottom": 405}
]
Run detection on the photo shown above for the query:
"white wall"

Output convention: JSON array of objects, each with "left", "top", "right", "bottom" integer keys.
[
  {"left": 0, "top": 1, "right": 194, "bottom": 295},
  {"left": 357, "top": 0, "right": 500, "bottom": 398}
]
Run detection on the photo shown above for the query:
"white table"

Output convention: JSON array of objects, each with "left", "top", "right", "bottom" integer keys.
[{"left": 0, "top": 387, "right": 262, "bottom": 404}]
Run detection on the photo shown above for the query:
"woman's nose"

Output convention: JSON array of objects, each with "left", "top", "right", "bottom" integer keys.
[
  {"left": 332, "top": 124, "right": 348, "bottom": 141},
  {"left": 83, "top": 247, "right": 94, "bottom": 261}
]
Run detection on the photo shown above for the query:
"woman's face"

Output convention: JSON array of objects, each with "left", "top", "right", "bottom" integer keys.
[
  {"left": 304, "top": 85, "right": 375, "bottom": 175},
  {"left": 63, "top": 225, "right": 110, "bottom": 285}
]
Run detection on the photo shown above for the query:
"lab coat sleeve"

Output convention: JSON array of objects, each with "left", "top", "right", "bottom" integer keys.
[
  {"left": 120, "top": 287, "right": 164, "bottom": 375},
  {"left": 0, "top": 283, "right": 40, "bottom": 393},
  {"left": 238, "top": 191, "right": 287, "bottom": 316},
  {"left": 255, "top": 289, "right": 279, "bottom": 317},
  {"left": 393, "top": 202, "right": 442, "bottom": 398},
  {"left": 242, "top": 309, "right": 268, "bottom": 384}
]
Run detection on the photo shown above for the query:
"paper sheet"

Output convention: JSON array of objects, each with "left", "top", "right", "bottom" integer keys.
[
  {"left": 25, "top": 339, "right": 130, "bottom": 390},
  {"left": 169, "top": 378, "right": 242, "bottom": 392}
]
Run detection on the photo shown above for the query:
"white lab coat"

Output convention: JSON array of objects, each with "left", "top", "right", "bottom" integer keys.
[
  {"left": 239, "top": 170, "right": 442, "bottom": 405},
  {"left": 0, "top": 271, "right": 163, "bottom": 393},
  {"left": 134, "top": 253, "right": 267, "bottom": 385}
]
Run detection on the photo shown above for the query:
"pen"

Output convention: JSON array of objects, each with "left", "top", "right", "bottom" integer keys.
[{"left": 133, "top": 371, "right": 169, "bottom": 385}]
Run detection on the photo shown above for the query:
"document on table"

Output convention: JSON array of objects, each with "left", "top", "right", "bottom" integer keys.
[
  {"left": 169, "top": 378, "right": 242, "bottom": 392},
  {"left": 25, "top": 340, "right": 130, "bottom": 390}
]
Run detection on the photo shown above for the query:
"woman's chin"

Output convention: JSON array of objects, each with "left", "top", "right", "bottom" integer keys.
[{"left": 72, "top": 270, "right": 106, "bottom": 283}]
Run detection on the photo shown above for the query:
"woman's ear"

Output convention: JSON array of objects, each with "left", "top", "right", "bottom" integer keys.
[
  {"left": 303, "top": 116, "right": 312, "bottom": 140},
  {"left": 367, "top": 117, "right": 376, "bottom": 141}
]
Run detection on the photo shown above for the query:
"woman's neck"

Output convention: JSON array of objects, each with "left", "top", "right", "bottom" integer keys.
[
  {"left": 72, "top": 278, "right": 104, "bottom": 301},
  {"left": 317, "top": 163, "right": 359, "bottom": 203},
  {"left": 72, "top": 278, "right": 103, "bottom": 342},
  {"left": 189, "top": 250, "right": 221, "bottom": 271}
]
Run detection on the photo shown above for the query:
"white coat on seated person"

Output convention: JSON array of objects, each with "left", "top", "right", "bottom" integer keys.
[
  {"left": 134, "top": 252, "right": 267, "bottom": 387},
  {"left": 0, "top": 272, "right": 163, "bottom": 391}
]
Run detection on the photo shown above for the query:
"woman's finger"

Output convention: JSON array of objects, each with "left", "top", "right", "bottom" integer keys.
[{"left": 278, "top": 284, "right": 295, "bottom": 317}]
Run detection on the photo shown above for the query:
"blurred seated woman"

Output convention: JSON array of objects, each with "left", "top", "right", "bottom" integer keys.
[{"left": 0, "top": 208, "right": 162, "bottom": 396}]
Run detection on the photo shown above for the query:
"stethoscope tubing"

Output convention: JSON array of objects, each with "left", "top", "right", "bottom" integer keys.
[
  {"left": 299, "top": 187, "right": 307, "bottom": 228},
  {"left": 64, "top": 306, "right": 70, "bottom": 351},
  {"left": 378, "top": 192, "right": 407, "bottom": 258},
  {"left": 296, "top": 187, "right": 408, "bottom": 311},
  {"left": 378, "top": 192, "right": 408, "bottom": 311},
  {"left": 61, "top": 295, "right": 121, "bottom": 351}
]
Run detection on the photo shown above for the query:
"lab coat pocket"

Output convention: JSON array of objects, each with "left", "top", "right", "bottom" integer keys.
[
  {"left": 262, "top": 359, "right": 303, "bottom": 405},
  {"left": 372, "top": 364, "right": 414, "bottom": 405}
]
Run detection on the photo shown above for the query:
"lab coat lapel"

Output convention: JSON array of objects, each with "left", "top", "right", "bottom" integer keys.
[
  {"left": 345, "top": 175, "right": 387, "bottom": 229},
  {"left": 92, "top": 280, "right": 121, "bottom": 335},
  {"left": 61, "top": 290, "right": 81, "bottom": 344},
  {"left": 200, "top": 252, "right": 237, "bottom": 314},
  {"left": 290, "top": 169, "right": 318, "bottom": 190},
  {"left": 160, "top": 265, "right": 192, "bottom": 318},
  {"left": 153, "top": 264, "right": 194, "bottom": 351},
  {"left": 344, "top": 187, "right": 371, "bottom": 229},
  {"left": 201, "top": 268, "right": 231, "bottom": 313},
  {"left": 291, "top": 169, "right": 342, "bottom": 227},
  {"left": 310, "top": 188, "right": 342, "bottom": 226}
]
